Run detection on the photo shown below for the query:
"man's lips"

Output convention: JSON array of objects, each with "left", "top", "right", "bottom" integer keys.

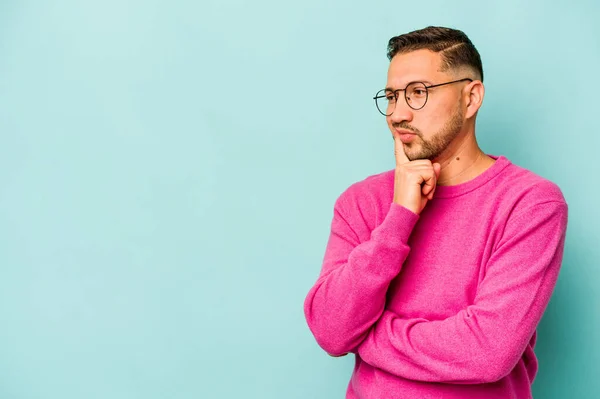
[{"left": 395, "top": 129, "right": 417, "bottom": 143}]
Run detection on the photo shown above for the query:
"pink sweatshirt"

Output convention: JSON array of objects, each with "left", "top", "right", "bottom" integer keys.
[{"left": 304, "top": 155, "right": 568, "bottom": 399}]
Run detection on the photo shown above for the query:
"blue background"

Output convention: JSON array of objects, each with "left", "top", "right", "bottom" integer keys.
[{"left": 0, "top": 0, "right": 598, "bottom": 398}]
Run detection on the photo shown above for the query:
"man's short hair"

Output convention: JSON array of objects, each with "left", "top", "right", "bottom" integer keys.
[{"left": 387, "top": 26, "right": 484, "bottom": 82}]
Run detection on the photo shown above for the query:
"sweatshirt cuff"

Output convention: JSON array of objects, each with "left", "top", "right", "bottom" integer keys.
[{"left": 370, "top": 203, "right": 419, "bottom": 248}]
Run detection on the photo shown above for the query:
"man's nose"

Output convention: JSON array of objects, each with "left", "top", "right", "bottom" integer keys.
[{"left": 388, "top": 96, "right": 414, "bottom": 125}]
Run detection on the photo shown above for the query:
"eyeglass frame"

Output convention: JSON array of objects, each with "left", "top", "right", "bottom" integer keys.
[{"left": 373, "top": 78, "right": 473, "bottom": 115}]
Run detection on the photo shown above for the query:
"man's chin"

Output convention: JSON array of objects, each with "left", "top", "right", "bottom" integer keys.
[
  {"left": 408, "top": 153, "right": 437, "bottom": 162},
  {"left": 405, "top": 144, "right": 443, "bottom": 162},
  {"left": 405, "top": 148, "right": 429, "bottom": 161}
]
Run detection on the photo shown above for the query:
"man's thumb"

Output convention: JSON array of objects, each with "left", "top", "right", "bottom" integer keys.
[{"left": 433, "top": 163, "right": 442, "bottom": 179}]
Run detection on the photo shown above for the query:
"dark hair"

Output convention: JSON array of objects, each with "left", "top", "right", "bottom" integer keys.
[{"left": 387, "top": 26, "right": 483, "bottom": 82}]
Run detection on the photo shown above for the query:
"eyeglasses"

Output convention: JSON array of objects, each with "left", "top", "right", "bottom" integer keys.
[{"left": 373, "top": 78, "right": 473, "bottom": 115}]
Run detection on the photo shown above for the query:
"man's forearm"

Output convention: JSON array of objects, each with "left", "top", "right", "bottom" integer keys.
[{"left": 304, "top": 201, "right": 418, "bottom": 355}]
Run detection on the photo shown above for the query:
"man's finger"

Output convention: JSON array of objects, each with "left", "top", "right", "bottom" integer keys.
[
  {"left": 433, "top": 162, "right": 442, "bottom": 179},
  {"left": 422, "top": 171, "right": 437, "bottom": 195},
  {"left": 394, "top": 135, "right": 410, "bottom": 165},
  {"left": 428, "top": 163, "right": 441, "bottom": 200},
  {"left": 422, "top": 183, "right": 432, "bottom": 197}
]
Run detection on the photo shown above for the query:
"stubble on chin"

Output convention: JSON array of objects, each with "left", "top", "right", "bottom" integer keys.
[{"left": 405, "top": 109, "right": 464, "bottom": 161}]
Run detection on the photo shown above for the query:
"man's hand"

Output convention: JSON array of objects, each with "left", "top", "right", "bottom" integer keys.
[{"left": 393, "top": 135, "right": 441, "bottom": 214}]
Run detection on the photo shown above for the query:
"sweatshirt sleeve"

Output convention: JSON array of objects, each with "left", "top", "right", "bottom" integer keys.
[
  {"left": 303, "top": 193, "right": 419, "bottom": 356},
  {"left": 357, "top": 200, "right": 568, "bottom": 383}
]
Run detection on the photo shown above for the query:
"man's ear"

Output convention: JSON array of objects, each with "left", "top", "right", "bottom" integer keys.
[{"left": 465, "top": 80, "right": 484, "bottom": 119}]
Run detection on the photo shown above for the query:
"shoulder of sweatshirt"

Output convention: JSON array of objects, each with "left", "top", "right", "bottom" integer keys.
[
  {"left": 492, "top": 160, "right": 568, "bottom": 214},
  {"left": 334, "top": 169, "right": 394, "bottom": 208},
  {"left": 330, "top": 169, "right": 396, "bottom": 233}
]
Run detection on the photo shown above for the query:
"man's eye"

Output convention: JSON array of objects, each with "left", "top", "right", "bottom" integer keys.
[
  {"left": 385, "top": 94, "right": 395, "bottom": 101},
  {"left": 413, "top": 89, "right": 426, "bottom": 96}
]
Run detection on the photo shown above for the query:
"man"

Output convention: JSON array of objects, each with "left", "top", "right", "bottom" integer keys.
[{"left": 303, "top": 26, "right": 568, "bottom": 399}]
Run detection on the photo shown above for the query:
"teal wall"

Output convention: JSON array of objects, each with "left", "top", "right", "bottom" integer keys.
[{"left": 0, "top": 0, "right": 598, "bottom": 398}]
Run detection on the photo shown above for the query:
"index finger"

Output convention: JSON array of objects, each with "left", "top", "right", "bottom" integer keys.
[{"left": 394, "top": 134, "right": 410, "bottom": 165}]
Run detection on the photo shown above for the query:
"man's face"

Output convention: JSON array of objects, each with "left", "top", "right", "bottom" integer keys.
[{"left": 385, "top": 49, "right": 467, "bottom": 161}]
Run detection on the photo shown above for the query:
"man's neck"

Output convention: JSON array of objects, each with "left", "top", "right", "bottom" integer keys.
[{"left": 434, "top": 135, "right": 495, "bottom": 186}]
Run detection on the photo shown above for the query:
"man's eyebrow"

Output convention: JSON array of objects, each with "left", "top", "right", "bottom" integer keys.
[{"left": 385, "top": 80, "right": 434, "bottom": 91}]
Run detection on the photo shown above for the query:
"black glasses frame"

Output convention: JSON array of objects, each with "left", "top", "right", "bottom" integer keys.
[{"left": 373, "top": 78, "right": 473, "bottom": 115}]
